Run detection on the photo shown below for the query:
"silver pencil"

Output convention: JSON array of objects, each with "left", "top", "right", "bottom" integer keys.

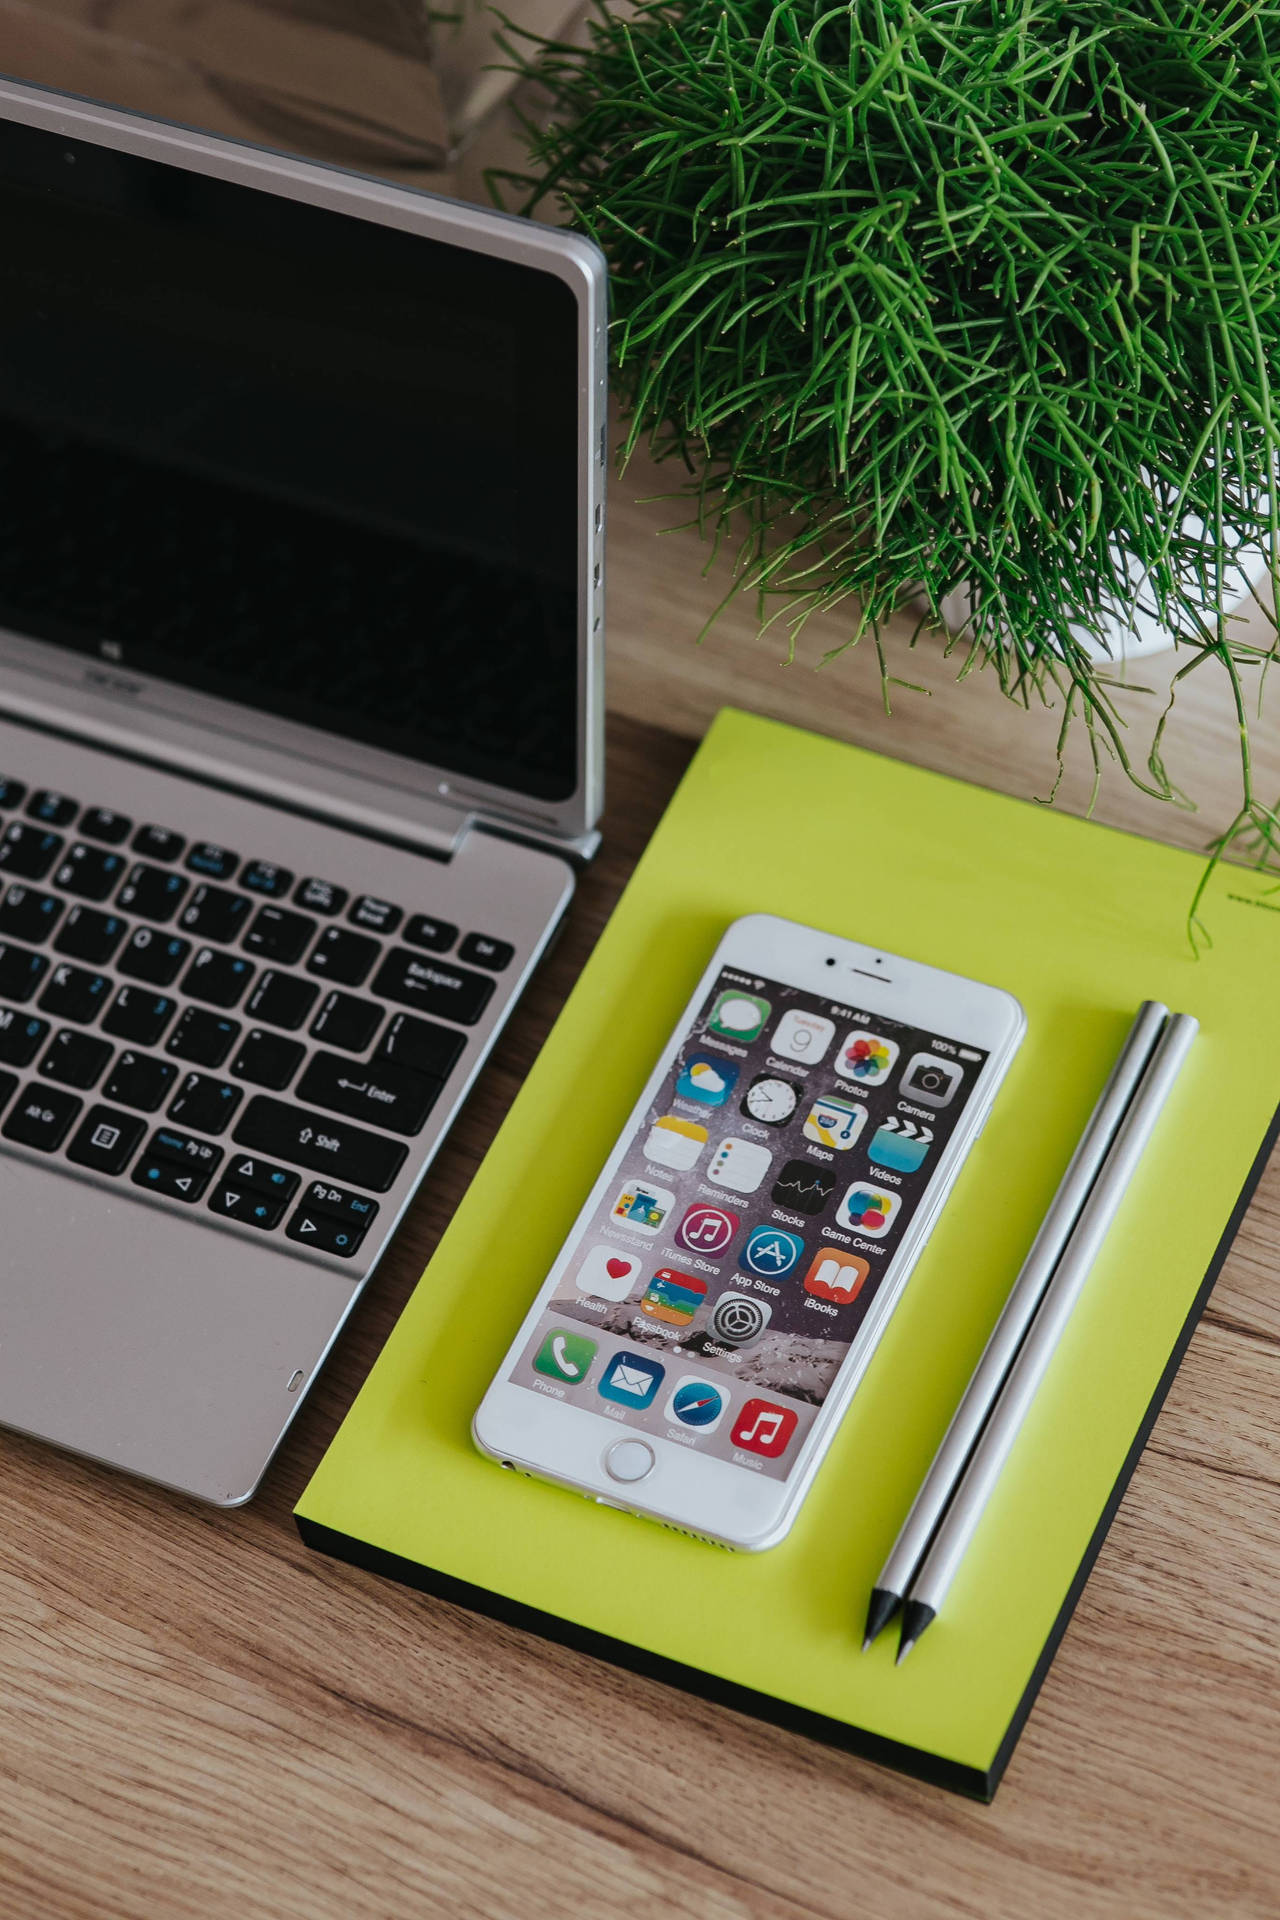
[
  {"left": 863, "top": 1000, "right": 1171, "bottom": 1651},
  {"left": 894, "top": 1011, "right": 1198, "bottom": 1662}
]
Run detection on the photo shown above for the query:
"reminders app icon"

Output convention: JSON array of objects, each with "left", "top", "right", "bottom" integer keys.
[{"left": 676, "top": 1053, "right": 739, "bottom": 1107}]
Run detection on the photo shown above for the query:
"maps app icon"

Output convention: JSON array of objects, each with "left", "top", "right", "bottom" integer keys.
[{"left": 803, "top": 1093, "right": 867, "bottom": 1151}]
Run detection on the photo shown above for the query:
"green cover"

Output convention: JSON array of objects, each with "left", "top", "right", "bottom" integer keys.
[{"left": 296, "top": 709, "right": 1280, "bottom": 1798}]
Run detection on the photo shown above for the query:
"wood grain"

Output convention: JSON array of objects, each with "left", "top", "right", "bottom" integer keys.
[{"left": 0, "top": 13, "right": 1279, "bottom": 1915}]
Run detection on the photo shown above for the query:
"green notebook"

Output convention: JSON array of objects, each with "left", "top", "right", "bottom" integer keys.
[{"left": 296, "top": 709, "right": 1279, "bottom": 1799}]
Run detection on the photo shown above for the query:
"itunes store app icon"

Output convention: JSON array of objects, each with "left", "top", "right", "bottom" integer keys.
[{"left": 674, "top": 1203, "right": 740, "bottom": 1259}]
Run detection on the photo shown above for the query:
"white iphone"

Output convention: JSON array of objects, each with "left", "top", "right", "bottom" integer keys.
[{"left": 473, "top": 914, "right": 1025, "bottom": 1550}]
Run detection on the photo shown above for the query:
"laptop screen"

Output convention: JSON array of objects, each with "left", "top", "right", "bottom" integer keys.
[{"left": 0, "top": 115, "right": 583, "bottom": 804}]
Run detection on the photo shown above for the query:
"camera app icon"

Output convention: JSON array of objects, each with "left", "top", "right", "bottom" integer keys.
[{"left": 899, "top": 1052, "right": 965, "bottom": 1108}]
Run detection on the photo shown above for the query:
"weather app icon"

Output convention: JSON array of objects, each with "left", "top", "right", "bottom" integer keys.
[{"left": 676, "top": 1052, "right": 740, "bottom": 1107}]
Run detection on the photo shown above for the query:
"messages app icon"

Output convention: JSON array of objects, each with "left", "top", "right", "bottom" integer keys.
[
  {"left": 708, "top": 990, "right": 771, "bottom": 1042},
  {"left": 676, "top": 1053, "right": 739, "bottom": 1107}
]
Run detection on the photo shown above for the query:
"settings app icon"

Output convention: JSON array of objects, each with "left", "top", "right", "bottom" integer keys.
[{"left": 709, "top": 1291, "right": 773, "bottom": 1346}]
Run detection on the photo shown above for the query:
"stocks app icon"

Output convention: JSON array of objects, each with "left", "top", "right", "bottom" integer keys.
[{"left": 769, "top": 1160, "right": 836, "bottom": 1216}]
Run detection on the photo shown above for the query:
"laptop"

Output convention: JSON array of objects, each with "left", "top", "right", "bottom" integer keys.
[{"left": 0, "top": 77, "right": 606, "bottom": 1503}]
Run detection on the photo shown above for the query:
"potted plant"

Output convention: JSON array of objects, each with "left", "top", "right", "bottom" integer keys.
[{"left": 500, "top": 0, "right": 1280, "bottom": 910}]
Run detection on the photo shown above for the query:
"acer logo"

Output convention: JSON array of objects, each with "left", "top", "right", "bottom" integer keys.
[{"left": 83, "top": 666, "right": 145, "bottom": 697}]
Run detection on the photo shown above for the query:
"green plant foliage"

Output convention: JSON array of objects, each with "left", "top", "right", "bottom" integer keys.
[{"left": 499, "top": 0, "right": 1280, "bottom": 894}]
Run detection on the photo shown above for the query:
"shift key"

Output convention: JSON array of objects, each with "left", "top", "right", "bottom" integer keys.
[
  {"left": 232, "top": 1096, "right": 408, "bottom": 1192},
  {"left": 296, "top": 1050, "right": 439, "bottom": 1137}
]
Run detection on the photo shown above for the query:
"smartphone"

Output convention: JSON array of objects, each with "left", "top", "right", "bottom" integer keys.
[{"left": 473, "top": 913, "right": 1025, "bottom": 1550}]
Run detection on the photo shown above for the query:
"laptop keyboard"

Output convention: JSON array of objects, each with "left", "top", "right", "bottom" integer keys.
[{"left": 0, "top": 777, "right": 516, "bottom": 1260}]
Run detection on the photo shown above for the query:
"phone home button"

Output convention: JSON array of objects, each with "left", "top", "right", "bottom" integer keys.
[{"left": 603, "top": 1438, "right": 655, "bottom": 1484}]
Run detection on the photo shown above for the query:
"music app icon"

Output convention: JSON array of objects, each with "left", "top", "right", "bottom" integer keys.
[
  {"left": 674, "top": 1202, "right": 740, "bottom": 1258},
  {"left": 730, "top": 1398, "right": 799, "bottom": 1458}
]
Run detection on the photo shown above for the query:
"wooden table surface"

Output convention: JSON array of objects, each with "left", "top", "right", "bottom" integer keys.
[{"left": 2, "top": 12, "right": 1280, "bottom": 1918}]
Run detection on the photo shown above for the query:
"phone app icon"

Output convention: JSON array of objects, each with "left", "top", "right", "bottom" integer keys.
[
  {"left": 835, "top": 1031, "right": 900, "bottom": 1086},
  {"left": 900, "top": 1052, "right": 965, "bottom": 1109},
  {"left": 770, "top": 1160, "right": 836, "bottom": 1216},
  {"left": 709, "top": 1291, "right": 772, "bottom": 1345},
  {"left": 770, "top": 1007, "right": 835, "bottom": 1064},
  {"left": 739, "top": 1224, "right": 804, "bottom": 1279},
  {"left": 576, "top": 1245, "right": 643, "bottom": 1301},
  {"left": 708, "top": 989, "right": 771, "bottom": 1042},
  {"left": 610, "top": 1177, "right": 676, "bottom": 1235},
  {"left": 802, "top": 1092, "right": 867, "bottom": 1151},
  {"left": 598, "top": 1350, "right": 665, "bottom": 1408},
  {"left": 665, "top": 1376, "right": 728, "bottom": 1432},
  {"left": 645, "top": 1113, "right": 709, "bottom": 1170},
  {"left": 731, "top": 1397, "right": 799, "bottom": 1458},
  {"left": 676, "top": 1053, "right": 739, "bottom": 1107},
  {"left": 838, "top": 1184, "right": 900, "bottom": 1236},
  {"left": 640, "top": 1267, "right": 708, "bottom": 1326},
  {"left": 675, "top": 1202, "right": 740, "bottom": 1257},
  {"left": 803, "top": 1249, "right": 872, "bottom": 1305},
  {"left": 707, "top": 1136, "right": 773, "bottom": 1194},
  {"left": 533, "top": 1329, "right": 597, "bottom": 1384},
  {"left": 740, "top": 1073, "right": 799, "bottom": 1127},
  {"left": 869, "top": 1116, "right": 933, "bottom": 1173}
]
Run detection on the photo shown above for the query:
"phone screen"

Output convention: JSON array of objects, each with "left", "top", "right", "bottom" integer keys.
[{"left": 506, "top": 966, "right": 990, "bottom": 1480}]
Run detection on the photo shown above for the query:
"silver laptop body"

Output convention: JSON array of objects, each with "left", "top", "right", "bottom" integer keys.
[{"left": 0, "top": 77, "right": 606, "bottom": 1502}]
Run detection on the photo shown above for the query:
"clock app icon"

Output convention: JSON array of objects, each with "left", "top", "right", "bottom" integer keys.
[{"left": 740, "top": 1073, "right": 800, "bottom": 1128}]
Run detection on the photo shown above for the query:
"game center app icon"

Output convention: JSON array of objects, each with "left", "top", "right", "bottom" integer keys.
[
  {"left": 836, "top": 1030, "right": 899, "bottom": 1086},
  {"left": 675, "top": 1202, "right": 739, "bottom": 1257},
  {"left": 610, "top": 1177, "right": 675, "bottom": 1235},
  {"left": 675, "top": 1052, "right": 739, "bottom": 1107},
  {"left": 707, "top": 1136, "right": 773, "bottom": 1194},
  {"left": 730, "top": 1398, "right": 799, "bottom": 1458},
  {"left": 640, "top": 1267, "right": 708, "bottom": 1326},
  {"left": 708, "top": 989, "right": 771, "bottom": 1042},
  {"left": 770, "top": 1160, "right": 836, "bottom": 1216},
  {"left": 803, "top": 1249, "right": 871, "bottom": 1305},
  {"left": 665, "top": 1376, "right": 728, "bottom": 1432},
  {"left": 802, "top": 1092, "right": 867, "bottom": 1151},
  {"left": 838, "top": 1184, "right": 900, "bottom": 1236},
  {"left": 770, "top": 1007, "right": 835, "bottom": 1064},
  {"left": 576, "top": 1245, "right": 643, "bottom": 1301},
  {"left": 598, "top": 1350, "right": 665, "bottom": 1408},
  {"left": 739, "top": 1224, "right": 804, "bottom": 1279}
]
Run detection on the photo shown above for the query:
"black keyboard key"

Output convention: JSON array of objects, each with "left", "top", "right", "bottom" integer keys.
[
  {"left": 167, "top": 1072, "right": 242, "bottom": 1136},
  {"left": 38, "top": 963, "right": 110, "bottom": 1024},
  {"left": 0, "top": 884, "right": 62, "bottom": 944},
  {"left": 295, "top": 877, "right": 347, "bottom": 916},
  {"left": 186, "top": 842, "right": 238, "bottom": 881},
  {"left": 224, "top": 1152, "right": 300, "bottom": 1201},
  {"left": 27, "top": 790, "right": 77, "bottom": 828},
  {"left": 0, "top": 821, "right": 63, "bottom": 880},
  {"left": 296, "top": 1051, "right": 439, "bottom": 1137},
  {"left": 149, "top": 1125, "right": 223, "bottom": 1173},
  {"left": 370, "top": 950, "right": 494, "bottom": 1027},
  {"left": 103, "top": 1050, "right": 178, "bottom": 1112},
  {"left": 307, "top": 926, "right": 379, "bottom": 987},
  {"left": 133, "top": 824, "right": 185, "bottom": 861},
  {"left": 459, "top": 932, "right": 514, "bottom": 972},
  {"left": 102, "top": 986, "right": 175, "bottom": 1048},
  {"left": 208, "top": 1182, "right": 289, "bottom": 1230},
  {"left": 132, "top": 1127, "right": 221, "bottom": 1201},
  {"left": 51, "top": 843, "right": 127, "bottom": 902},
  {"left": 2, "top": 1082, "right": 81, "bottom": 1151},
  {"left": 183, "top": 947, "right": 254, "bottom": 1008},
  {"left": 0, "top": 1068, "right": 14, "bottom": 1114},
  {"left": 179, "top": 885, "right": 252, "bottom": 944},
  {"left": 243, "top": 905, "right": 315, "bottom": 966},
  {"left": 404, "top": 914, "right": 458, "bottom": 953},
  {"left": 66, "top": 1105, "right": 146, "bottom": 1175},
  {"left": 167, "top": 1008, "right": 240, "bottom": 1068},
  {"left": 301, "top": 1178, "right": 379, "bottom": 1233},
  {"left": 241, "top": 859, "right": 293, "bottom": 898},
  {"left": 0, "top": 940, "right": 48, "bottom": 1003},
  {"left": 0, "top": 777, "right": 27, "bottom": 810},
  {"left": 376, "top": 1012, "right": 466, "bottom": 1082},
  {"left": 0, "top": 1007, "right": 48, "bottom": 1067},
  {"left": 310, "top": 991, "right": 382, "bottom": 1054},
  {"left": 117, "top": 862, "right": 188, "bottom": 923},
  {"left": 79, "top": 807, "right": 131, "bottom": 846},
  {"left": 232, "top": 1097, "right": 408, "bottom": 1192},
  {"left": 349, "top": 895, "right": 402, "bottom": 936},
  {"left": 117, "top": 927, "right": 191, "bottom": 987},
  {"left": 53, "top": 906, "right": 126, "bottom": 966},
  {"left": 245, "top": 969, "right": 318, "bottom": 1032},
  {"left": 39, "top": 1028, "right": 112, "bottom": 1089},
  {"left": 285, "top": 1204, "right": 370, "bottom": 1257},
  {"left": 230, "top": 1028, "right": 305, "bottom": 1090}
]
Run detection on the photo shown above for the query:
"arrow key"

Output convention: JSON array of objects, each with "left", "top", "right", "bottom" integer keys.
[
  {"left": 286, "top": 1204, "right": 371, "bottom": 1258},
  {"left": 208, "top": 1182, "right": 288, "bottom": 1229},
  {"left": 132, "top": 1153, "right": 217, "bottom": 1202}
]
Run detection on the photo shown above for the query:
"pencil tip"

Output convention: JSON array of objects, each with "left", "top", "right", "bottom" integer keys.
[
  {"left": 895, "top": 1636, "right": 916, "bottom": 1666},
  {"left": 861, "top": 1586, "right": 901, "bottom": 1649},
  {"left": 896, "top": 1597, "right": 937, "bottom": 1666}
]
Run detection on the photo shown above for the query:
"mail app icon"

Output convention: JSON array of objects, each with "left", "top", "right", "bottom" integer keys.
[{"left": 598, "top": 1350, "right": 665, "bottom": 1410}]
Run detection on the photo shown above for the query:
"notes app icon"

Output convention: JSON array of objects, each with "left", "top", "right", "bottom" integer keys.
[{"left": 730, "top": 1398, "right": 799, "bottom": 1458}]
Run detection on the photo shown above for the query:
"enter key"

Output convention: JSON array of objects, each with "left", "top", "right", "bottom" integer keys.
[{"left": 296, "top": 1050, "right": 440, "bottom": 1137}]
